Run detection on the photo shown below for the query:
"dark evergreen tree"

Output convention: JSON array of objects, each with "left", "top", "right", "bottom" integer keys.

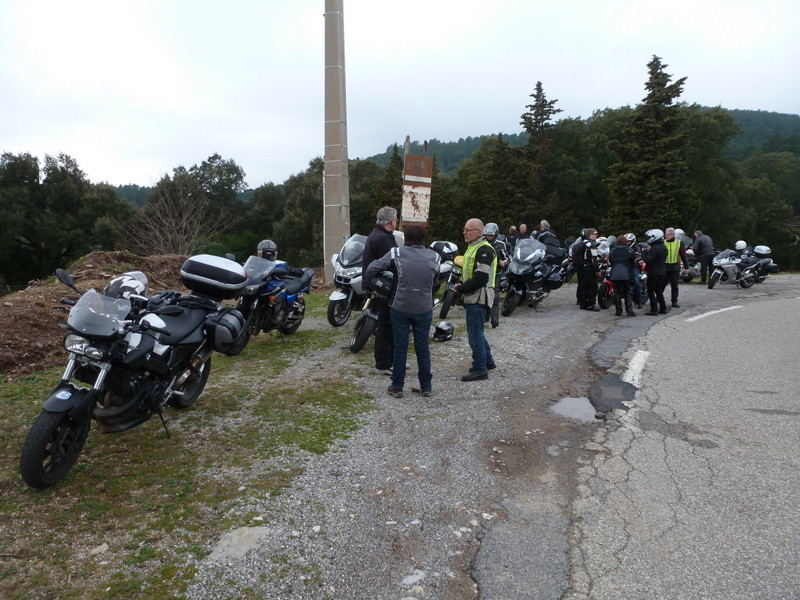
[
  {"left": 369, "top": 144, "right": 403, "bottom": 219},
  {"left": 604, "top": 56, "right": 698, "bottom": 235}
]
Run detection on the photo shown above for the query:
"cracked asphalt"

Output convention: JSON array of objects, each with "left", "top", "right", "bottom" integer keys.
[{"left": 192, "top": 275, "right": 800, "bottom": 600}]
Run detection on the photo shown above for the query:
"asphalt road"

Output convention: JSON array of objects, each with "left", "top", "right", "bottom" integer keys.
[{"left": 195, "top": 274, "right": 800, "bottom": 600}]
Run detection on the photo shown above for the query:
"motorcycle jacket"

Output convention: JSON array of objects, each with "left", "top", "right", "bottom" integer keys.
[
  {"left": 364, "top": 245, "right": 440, "bottom": 315},
  {"left": 362, "top": 225, "right": 398, "bottom": 290},
  {"left": 643, "top": 239, "right": 667, "bottom": 276},
  {"left": 460, "top": 239, "right": 497, "bottom": 306}
]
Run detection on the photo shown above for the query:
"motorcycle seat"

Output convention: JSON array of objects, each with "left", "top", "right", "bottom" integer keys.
[
  {"left": 157, "top": 307, "right": 209, "bottom": 345},
  {"left": 283, "top": 269, "right": 314, "bottom": 295}
]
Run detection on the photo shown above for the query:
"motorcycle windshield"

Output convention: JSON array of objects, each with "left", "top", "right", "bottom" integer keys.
[
  {"left": 338, "top": 234, "right": 367, "bottom": 267},
  {"left": 67, "top": 289, "right": 131, "bottom": 337},
  {"left": 243, "top": 255, "right": 279, "bottom": 279},
  {"left": 512, "top": 238, "right": 546, "bottom": 266}
]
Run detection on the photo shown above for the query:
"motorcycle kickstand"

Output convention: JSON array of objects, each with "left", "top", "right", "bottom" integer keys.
[{"left": 156, "top": 406, "right": 171, "bottom": 438}]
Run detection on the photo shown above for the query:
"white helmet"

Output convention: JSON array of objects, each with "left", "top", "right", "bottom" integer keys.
[
  {"left": 735, "top": 240, "right": 747, "bottom": 251},
  {"left": 646, "top": 229, "right": 664, "bottom": 243},
  {"left": 483, "top": 222, "right": 500, "bottom": 237},
  {"left": 674, "top": 228, "right": 685, "bottom": 238},
  {"left": 103, "top": 271, "right": 148, "bottom": 299}
]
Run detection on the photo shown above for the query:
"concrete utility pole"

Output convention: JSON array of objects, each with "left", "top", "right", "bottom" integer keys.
[{"left": 323, "top": 0, "right": 350, "bottom": 282}]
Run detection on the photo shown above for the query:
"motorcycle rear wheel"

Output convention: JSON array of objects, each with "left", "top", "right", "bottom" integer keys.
[
  {"left": 708, "top": 271, "right": 721, "bottom": 289},
  {"left": 439, "top": 289, "right": 457, "bottom": 319},
  {"left": 349, "top": 314, "right": 376, "bottom": 353},
  {"left": 597, "top": 282, "right": 613, "bottom": 309},
  {"left": 20, "top": 410, "right": 90, "bottom": 489},
  {"left": 501, "top": 292, "right": 521, "bottom": 317},
  {"left": 739, "top": 276, "right": 755, "bottom": 289},
  {"left": 327, "top": 298, "right": 351, "bottom": 327},
  {"left": 279, "top": 297, "right": 306, "bottom": 334},
  {"left": 167, "top": 358, "right": 211, "bottom": 408}
]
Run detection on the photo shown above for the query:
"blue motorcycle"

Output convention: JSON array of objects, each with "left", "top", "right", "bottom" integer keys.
[{"left": 228, "top": 255, "right": 315, "bottom": 355}]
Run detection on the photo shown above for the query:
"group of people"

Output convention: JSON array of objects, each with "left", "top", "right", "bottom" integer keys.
[{"left": 360, "top": 206, "right": 716, "bottom": 398}]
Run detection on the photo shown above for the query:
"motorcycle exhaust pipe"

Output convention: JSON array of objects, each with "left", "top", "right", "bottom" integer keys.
[{"left": 175, "top": 347, "right": 213, "bottom": 388}]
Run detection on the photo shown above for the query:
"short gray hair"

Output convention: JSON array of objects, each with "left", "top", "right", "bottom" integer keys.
[
  {"left": 540, "top": 220, "right": 550, "bottom": 230},
  {"left": 665, "top": 227, "right": 675, "bottom": 234},
  {"left": 376, "top": 206, "right": 397, "bottom": 226}
]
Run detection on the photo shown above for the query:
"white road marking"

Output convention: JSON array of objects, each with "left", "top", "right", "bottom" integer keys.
[
  {"left": 622, "top": 350, "right": 649, "bottom": 388},
  {"left": 685, "top": 305, "right": 742, "bottom": 322}
]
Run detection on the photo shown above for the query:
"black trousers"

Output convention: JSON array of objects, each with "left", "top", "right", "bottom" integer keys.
[
  {"left": 373, "top": 299, "right": 393, "bottom": 370},
  {"left": 664, "top": 270, "right": 680, "bottom": 305},
  {"left": 699, "top": 255, "right": 713, "bottom": 280},
  {"left": 648, "top": 274, "right": 668, "bottom": 312},
  {"left": 577, "top": 267, "right": 598, "bottom": 308},
  {"left": 612, "top": 279, "right": 634, "bottom": 315}
]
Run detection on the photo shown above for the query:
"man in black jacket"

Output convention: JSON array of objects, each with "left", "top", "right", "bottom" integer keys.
[
  {"left": 643, "top": 229, "right": 668, "bottom": 315},
  {"left": 362, "top": 206, "right": 399, "bottom": 374},
  {"left": 692, "top": 230, "right": 715, "bottom": 283}
]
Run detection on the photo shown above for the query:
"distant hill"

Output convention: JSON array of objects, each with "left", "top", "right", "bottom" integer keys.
[{"left": 360, "top": 108, "right": 800, "bottom": 174}]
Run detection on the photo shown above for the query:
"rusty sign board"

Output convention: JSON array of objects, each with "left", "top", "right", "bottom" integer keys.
[{"left": 401, "top": 154, "right": 433, "bottom": 223}]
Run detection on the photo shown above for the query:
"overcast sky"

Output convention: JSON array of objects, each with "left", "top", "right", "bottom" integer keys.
[{"left": 1, "top": 0, "right": 798, "bottom": 189}]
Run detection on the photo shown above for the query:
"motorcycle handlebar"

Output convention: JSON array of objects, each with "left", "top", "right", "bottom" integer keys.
[{"left": 60, "top": 298, "right": 77, "bottom": 306}]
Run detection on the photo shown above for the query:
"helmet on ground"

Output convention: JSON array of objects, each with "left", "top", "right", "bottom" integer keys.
[
  {"left": 433, "top": 321, "right": 454, "bottom": 342},
  {"left": 257, "top": 239, "right": 278, "bottom": 260},
  {"left": 623, "top": 233, "right": 636, "bottom": 245},
  {"left": 103, "top": 271, "right": 148, "bottom": 299},
  {"left": 645, "top": 229, "right": 664, "bottom": 243},
  {"left": 483, "top": 222, "right": 499, "bottom": 237}
]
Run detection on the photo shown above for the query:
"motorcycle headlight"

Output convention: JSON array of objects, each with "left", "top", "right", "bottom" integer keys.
[{"left": 64, "top": 334, "right": 104, "bottom": 360}]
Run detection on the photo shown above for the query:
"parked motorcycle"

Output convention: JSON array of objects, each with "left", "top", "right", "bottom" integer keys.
[
  {"left": 438, "top": 255, "right": 464, "bottom": 319},
  {"left": 742, "top": 245, "right": 779, "bottom": 283},
  {"left": 227, "top": 255, "right": 315, "bottom": 355},
  {"left": 327, "top": 234, "right": 368, "bottom": 327},
  {"left": 707, "top": 247, "right": 772, "bottom": 289},
  {"left": 501, "top": 238, "right": 567, "bottom": 316},
  {"left": 349, "top": 270, "right": 395, "bottom": 353},
  {"left": 19, "top": 255, "right": 247, "bottom": 488},
  {"left": 681, "top": 248, "right": 703, "bottom": 283},
  {"left": 430, "top": 240, "right": 458, "bottom": 295}
]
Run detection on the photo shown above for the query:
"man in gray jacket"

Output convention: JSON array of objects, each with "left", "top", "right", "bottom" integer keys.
[
  {"left": 692, "top": 230, "right": 715, "bottom": 283},
  {"left": 364, "top": 224, "right": 440, "bottom": 398}
]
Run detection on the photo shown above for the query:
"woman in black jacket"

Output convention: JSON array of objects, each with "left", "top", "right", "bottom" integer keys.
[{"left": 642, "top": 229, "right": 668, "bottom": 315}]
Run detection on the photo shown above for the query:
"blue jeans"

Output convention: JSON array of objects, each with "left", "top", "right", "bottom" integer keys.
[
  {"left": 465, "top": 303, "right": 494, "bottom": 373},
  {"left": 389, "top": 308, "right": 433, "bottom": 392}
]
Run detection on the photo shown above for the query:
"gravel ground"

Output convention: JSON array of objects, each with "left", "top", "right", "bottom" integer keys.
[{"left": 186, "top": 285, "right": 616, "bottom": 600}]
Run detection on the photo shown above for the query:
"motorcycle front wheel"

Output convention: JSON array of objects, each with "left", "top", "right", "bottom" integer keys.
[
  {"left": 597, "top": 282, "right": 613, "bottom": 309},
  {"left": 708, "top": 271, "right": 721, "bottom": 289},
  {"left": 167, "top": 358, "right": 211, "bottom": 408},
  {"left": 349, "top": 314, "right": 376, "bottom": 353},
  {"left": 279, "top": 297, "right": 306, "bottom": 335},
  {"left": 327, "top": 297, "right": 352, "bottom": 327},
  {"left": 20, "top": 410, "right": 90, "bottom": 489},
  {"left": 501, "top": 291, "right": 521, "bottom": 317},
  {"left": 439, "top": 288, "right": 457, "bottom": 319}
]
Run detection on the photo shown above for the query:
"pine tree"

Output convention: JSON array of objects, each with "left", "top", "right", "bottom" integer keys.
[{"left": 604, "top": 56, "right": 698, "bottom": 235}]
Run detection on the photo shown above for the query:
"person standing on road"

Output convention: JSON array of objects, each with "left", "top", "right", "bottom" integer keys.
[
  {"left": 642, "top": 229, "right": 668, "bottom": 315},
  {"left": 362, "top": 206, "right": 399, "bottom": 375},
  {"left": 664, "top": 227, "right": 689, "bottom": 308},
  {"left": 454, "top": 218, "right": 497, "bottom": 382},
  {"left": 483, "top": 222, "right": 508, "bottom": 329},
  {"left": 608, "top": 233, "right": 637, "bottom": 317},
  {"left": 574, "top": 228, "right": 601, "bottom": 311},
  {"left": 364, "top": 224, "right": 440, "bottom": 399},
  {"left": 692, "top": 230, "right": 715, "bottom": 283}
]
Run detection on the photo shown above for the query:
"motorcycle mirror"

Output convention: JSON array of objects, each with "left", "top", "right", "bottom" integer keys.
[
  {"left": 331, "top": 253, "right": 339, "bottom": 265},
  {"left": 54, "top": 268, "right": 81, "bottom": 294},
  {"left": 225, "top": 253, "right": 237, "bottom": 262}
]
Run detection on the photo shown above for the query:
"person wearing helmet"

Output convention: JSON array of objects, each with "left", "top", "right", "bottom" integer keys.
[
  {"left": 256, "top": 239, "right": 278, "bottom": 261},
  {"left": 608, "top": 233, "right": 637, "bottom": 317},
  {"left": 365, "top": 223, "right": 440, "bottom": 398},
  {"left": 692, "top": 230, "right": 715, "bottom": 283},
  {"left": 573, "top": 228, "right": 601, "bottom": 311},
  {"left": 642, "top": 229, "right": 668, "bottom": 315},
  {"left": 363, "top": 206, "right": 400, "bottom": 375},
  {"left": 623, "top": 233, "right": 645, "bottom": 308},
  {"left": 664, "top": 228, "right": 689, "bottom": 308},
  {"left": 483, "top": 222, "right": 508, "bottom": 328},
  {"left": 454, "top": 218, "right": 497, "bottom": 381},
  {"left": 674, "top": 228, "right": 692, "bottom": 249}
]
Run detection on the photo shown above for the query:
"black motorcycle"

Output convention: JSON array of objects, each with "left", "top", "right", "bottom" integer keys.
[
  {"left": 502, "top": 238, "right": 566, "bottom": 316},
  {"left": 19, "top": 255, "right": 247, "bottom": 488}
]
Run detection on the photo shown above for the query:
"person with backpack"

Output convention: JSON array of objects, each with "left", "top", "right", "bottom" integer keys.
[{"left": 572, "top": 228, "right": 601, "bottom": 311}]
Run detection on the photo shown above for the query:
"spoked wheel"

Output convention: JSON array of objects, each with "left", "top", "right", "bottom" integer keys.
[
  {"left": 327, "top": 298, "right": 351, "bottom": 327},
  {"left": 597, "top": 282, "right": 613, "bottom": 309},
  {"left": 167, "top": 358, "right": 211, "bottom": 408},
  {"left": 708, "top": 271, "right": 721, "bottom": 289},
  {"left": 279, "top": 297, "right": 305, "bottom": 334},
  {"left": 439, "top": 288, "right": 457, "bottom": 319},
  {"left": 349, "top": 314, "right": 376, "bottom": 353},
  {"left": 20, "top": 411, "right": 90, "bottom": 489},
  {"left": 501, "top": 291, "right": 521, "bottom": 317}
]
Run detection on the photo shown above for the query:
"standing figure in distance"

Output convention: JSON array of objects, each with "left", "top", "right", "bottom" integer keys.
[
  {"left": 692, "top": 230, "right": 715, "bottom": 284},
  {"left": 643, "top": 229, "right": 668, "bottom": 315}
]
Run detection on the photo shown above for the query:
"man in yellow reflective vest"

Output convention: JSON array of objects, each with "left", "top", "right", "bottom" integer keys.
[
  {"left": 664, "top": 227, "right": 689, "bottom": 308},
  {"left": 454, "top": 218, "right": 497, "bottom": 381}
]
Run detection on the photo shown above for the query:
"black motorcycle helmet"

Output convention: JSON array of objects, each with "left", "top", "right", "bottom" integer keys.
[
  {"left": 257, "top": 239, "right": 278, "bottom": 260},
  {"left": 433, "top": 321, "right": 454, "bottom": 342}
]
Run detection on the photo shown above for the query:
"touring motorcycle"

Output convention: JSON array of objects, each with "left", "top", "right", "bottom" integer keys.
[
  {"left": 501, "top": 238, "right": 567, "bottom": 316},
  {"left": 19, "top": 255, "right": 247, "bottom": 488},
  {"left": 708, "top": 245, "right": 778, "bottom": 289}
]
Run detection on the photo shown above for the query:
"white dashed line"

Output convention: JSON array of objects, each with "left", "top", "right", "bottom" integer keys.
[
  {"left": 685, "top": 305, "right": 742, "bottom": 322},
  {"left": 623, "top": 350, "right": 649, "bottom": 388}
]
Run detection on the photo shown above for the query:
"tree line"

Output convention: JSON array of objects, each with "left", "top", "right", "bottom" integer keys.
[{"left": 2, "top": 55, "right": 799, "bottom": 289}]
